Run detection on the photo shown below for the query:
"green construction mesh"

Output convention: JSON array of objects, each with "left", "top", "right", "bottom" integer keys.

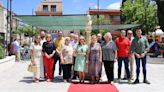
[
  {"left": 16, "top": 15, "right": 87, "bottom": 30},
  {"left": 15, "top": 15, "right": 140, "bottom": 31}
]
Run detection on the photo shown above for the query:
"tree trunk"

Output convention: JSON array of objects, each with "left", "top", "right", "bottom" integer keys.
[
  {"left": 156, "top": 0, "right": 164, "bottom": 31},
  {"left": 121, "top": 0, "right": 127, "bottom": 23}
]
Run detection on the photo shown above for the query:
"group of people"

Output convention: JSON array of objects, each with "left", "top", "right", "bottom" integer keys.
[{"left": 30, "top": 28, "right": 150, "bottom": 85}]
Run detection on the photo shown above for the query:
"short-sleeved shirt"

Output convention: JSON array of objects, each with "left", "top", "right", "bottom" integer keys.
[
  {"left": 101, "top": 41, "right": 117, "bottom": 61},
  {"left": 42, "top": 42, "right": 56, "bottom": 55},
  {"left": 131, "top": 36, "right": 149, "bottom": 54},
  {"left": 61, "top": 45, "right": 74, "bottom": 64},
  {"left": 54, "top": 37, "right": 65, "bottom": 52},
  {"left": 30, "top": 43, "right": 42, "bottom": 57},
  {"left": 13, "top": 40, "right": 20, "bottom": 52},
  {"left": 115, "top": 37, "right": 131, "bottom": 57}
]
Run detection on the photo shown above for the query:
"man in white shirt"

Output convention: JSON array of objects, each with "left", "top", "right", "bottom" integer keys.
[{"left": 40, "top": 31, "right": 46, "bottom": 79}]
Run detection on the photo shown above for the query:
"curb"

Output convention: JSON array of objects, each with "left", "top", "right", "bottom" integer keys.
[{"left": 0, "top": 55, "right": 16, "bottom": 64}]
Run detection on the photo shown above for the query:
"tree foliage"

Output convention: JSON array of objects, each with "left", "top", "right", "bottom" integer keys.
[
  {"left": 13, "top": 26, "right": 39, "bottom": 37},
  {"left": 155, "top": 0, "right": 164, "bottom": 31},
  {"left": 0, "top": 35, "right": 5, "bottom": 59},
  {"left": 121, "top": 0, "right": 158, "bottom": 34},
  {"left": 92, "top": 15, "right": 111, "bottom": 25}
]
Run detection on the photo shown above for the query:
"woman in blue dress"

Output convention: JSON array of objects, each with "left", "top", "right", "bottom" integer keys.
[{"left": 74, "top": 36, "right": 88, "bottom": 83}]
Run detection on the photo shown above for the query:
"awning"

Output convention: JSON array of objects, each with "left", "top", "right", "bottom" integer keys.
[
  {"left": 92, "top": 24, "right": 140, "bottom": 30},
  {"left": 15, "top": 15, "right": 140, "bottom": 31},
  {"left": 15, "top": 15, "right": 87, "bottom": 30}
]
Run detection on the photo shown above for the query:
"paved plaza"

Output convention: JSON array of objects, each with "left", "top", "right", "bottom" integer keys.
[{"left": 0, "top": 56, "right": 163, "bottom": 92}]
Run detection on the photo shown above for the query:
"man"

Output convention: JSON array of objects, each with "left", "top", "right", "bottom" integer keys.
[
  {"left": 40, "top": 31, "right": 46, "bottom": 79},
  {"left": 54, "top": 31, "right": 65, "bottom": 76},
  {"left": 69, "top": 33, "right": 75, "bottom": 47},
  {"left": 96, "top": 33, "right": 103, "bottom": 80},
  {"left": 115, "top": 30, "right": 131, "bottom": 83},
  {"left": 71, "top": 34, "right": 79, "bottom": 79},
  {"left": 13, "top": 38, "right": 20, "bottom": 62},
  {"left": 123, "top": 30, "right": 135, "bottom": 80},
  {"left": 40, "top": 31, "right": 46, "bottom": 45},
  {"left": 131, "top": 28, "right": 150, "bottom": 84},
  {"left": 97, "top": 33, "right": 103, "bottom": 44}
]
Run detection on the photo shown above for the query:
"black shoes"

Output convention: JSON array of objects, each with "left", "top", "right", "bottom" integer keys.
[
  {"left": 133, "top": 79, "right": 140, "bottom": 84},
  {"left": 133, "top": 79, "right": 150, "bottom": 84},
  {"left": 143, "top": 80, "right": 151, "bottom": 84}
]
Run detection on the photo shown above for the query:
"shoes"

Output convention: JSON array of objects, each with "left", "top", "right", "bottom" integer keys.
[
  {"left": 128, "top": 79, "right": 132, "bottom": 84},
  {"left": 46, "top": 79, "right": 52, "bottom": 82},
  {"left": 72, "top": 76, "right": 76, "bottom": 80},
  {"left": 122, "top": 77, "right": 127, "bottom": 80},
  {"left": 35, "top": 80, "right": 39, "bottom": 83},
  {"left": 133, "top": 79, "right": 140, "bottom": 84},
  {"left": 130, "top": 76, "right": 134, "bottom": 80},
  {"left": 64, "top": 79, "right": 67, "bottom": 83},
  {"left": 90, "top": 80, "right": 95, "bottom": 84},
  {"left": 108, "top": 81, "right": 111, "bottom": 84},
  {"left": 34, "top": 78, "right": 39, "bottom": 83},
  {"left": 59, "top": 72, "right": 61, "bottom": 75},
  {"left": 143, "top": 80, "right": 151, "bottom": 84},
  {"left": 39, "top": 77, "right": 45, "bottom": 80},
  {"left": 117, "top": 79, "right": 121, "bottom": 83}
]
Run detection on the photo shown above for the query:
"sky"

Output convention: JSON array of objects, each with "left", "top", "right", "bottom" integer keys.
[{"left": 0, "top": 0, "right": 121, "bottom": 15}]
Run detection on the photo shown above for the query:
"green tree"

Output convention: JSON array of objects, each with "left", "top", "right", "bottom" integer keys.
[
  {"left": 155, "top": 0, "right": 164, "bottom": 31},
  {"left": 13, "top": 26, "right": 39, "bottom": 37},
  {"left": 121, "top": 0, "right": 158, "bottom": 34},
  {"left": 0, "top": 35, "right": 5, "bottom": 59},
  {"left": 91, "top": 15, "right": 111, "bottom": 34},
  {"left": 92, "top": 15, "right": 111, "bottom": 25}
]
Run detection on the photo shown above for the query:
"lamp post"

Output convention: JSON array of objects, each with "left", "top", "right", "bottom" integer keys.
[
  {"left": 9, "top": 0, "right": 12, "bottom": 55},
  {"left": 97, "top": 0, "right": 99, "bottom": 32},
  {"left": 6, "top": 0, "right": 9, "bottom": 55}
]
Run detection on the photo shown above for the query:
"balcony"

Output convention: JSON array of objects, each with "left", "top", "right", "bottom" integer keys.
[{"left": 35, "top": 11, "right": 63, "bottom": 15}]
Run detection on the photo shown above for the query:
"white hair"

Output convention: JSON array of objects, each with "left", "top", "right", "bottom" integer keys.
[
  {"left": 127, "top": 30, "right": 133, "bottom": 34},
  {"left": 97, "top": 33, "right": 102, "bottom": 37},
  {"left": 70, "top": 33, "right": 75, "bottom": 36},
  {"left": 104, "top": 32, "right": 112, "bottom": 40},
  {"left": 74, "top": 34, "right": 78, "bottom": 38}
]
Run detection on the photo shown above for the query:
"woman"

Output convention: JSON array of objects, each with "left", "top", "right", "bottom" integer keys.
[
  {"left": 74, "top": 36, "right": 88, "bottom": 83},
  {"left": 87, "top": 35, "right": 102, "bottom": 84},
  {"left": 30, "top": 35, "right": 42, "bottom": 83},
  {"left": 101, "top": 32, "right": 117, "bottom": 84},
  {"left": 60, "top": 37, "right": 74, "bottom": 83},
  {"left": 42, "top": 34, "right": 56, "bottom": 82}
]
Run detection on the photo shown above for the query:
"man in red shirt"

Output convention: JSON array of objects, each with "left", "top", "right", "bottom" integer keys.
[{"left": 115, "top": 30, "right": 131, "bottom": 83}]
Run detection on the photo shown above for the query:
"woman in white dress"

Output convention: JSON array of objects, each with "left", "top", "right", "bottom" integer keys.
[{"left": 30, "top": 35, "right": 42, "bottom": 83}]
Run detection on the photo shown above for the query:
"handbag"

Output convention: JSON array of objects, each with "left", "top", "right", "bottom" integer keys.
[{"left": 27, "top": 64, "right": 37, "bottom": 73}]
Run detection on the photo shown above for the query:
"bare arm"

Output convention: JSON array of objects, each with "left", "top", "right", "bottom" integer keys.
[
  {"left": 86, "top": 48, "right": 90, "bottom": 64},
  {"left": 30, "top": 49, "right": 35, "bottom": 65},
  {"left": 99, "top": 46, "right": 102, "bottom": 63},
  {"left": 60, "top": 50, "right": 64, "bottom": 64}
]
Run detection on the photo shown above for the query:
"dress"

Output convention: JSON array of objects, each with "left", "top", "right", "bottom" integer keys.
[
  {"left": 88, "top": 43, "right": 101, "bottom": 77},
  {"left": 74, "top": 44, "right": 88, "bottom": 72},
  {"left": 30, "top": 43, "right": 42, "bottom": 79}
]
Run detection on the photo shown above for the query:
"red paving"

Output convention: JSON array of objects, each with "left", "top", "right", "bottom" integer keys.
[{"left": 68, "top": 83, "right": 119, "bottom": 92}]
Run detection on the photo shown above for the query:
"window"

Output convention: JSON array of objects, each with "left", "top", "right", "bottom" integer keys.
[
  {"left": 109, "top": 15, "right": 120, "bottom": 20},
  {"left": 113, "top": 16, "right": 120, "bottom": 20},
  {"left": 109, "top": 15, "right": 113, "bottom": 19},
  {"left": 51, "top": 5, "right": 56, "bottom": 12},
  {"left": 43, "top": 5, "right": 48, "bottom": 12}
]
